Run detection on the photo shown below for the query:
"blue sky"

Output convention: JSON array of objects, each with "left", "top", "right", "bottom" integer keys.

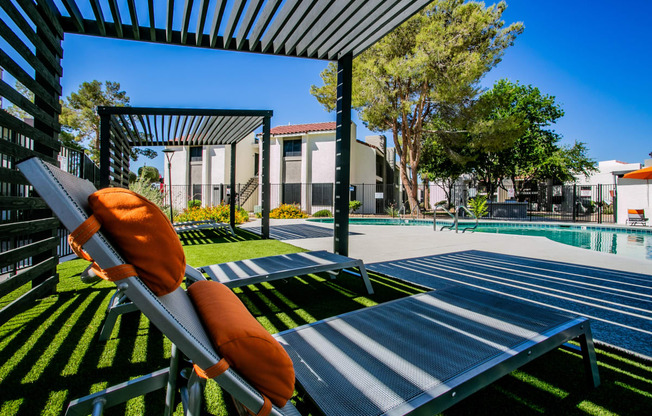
[{"left": 55, "top": 1, "right": 652, "bottom": 174}]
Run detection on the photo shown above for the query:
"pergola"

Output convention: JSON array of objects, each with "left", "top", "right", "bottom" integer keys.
[
  {"left": 1, "top": 0, "right": 432, "bottom": 320},
  {"left": 98, "top": 106, "right": 273, "bottom": 237}
]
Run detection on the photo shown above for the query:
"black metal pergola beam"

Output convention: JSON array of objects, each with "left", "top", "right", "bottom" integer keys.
[{"left": 333, "top": 54, "right": 352, "bottom": 256}]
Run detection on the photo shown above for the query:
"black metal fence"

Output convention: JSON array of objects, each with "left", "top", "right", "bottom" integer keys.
[
  {"left": 57, "top": 147, "right": 101, "bottom": 258},
  {"left": 428, "top": 182, "right": 616, "bottom": 223}
]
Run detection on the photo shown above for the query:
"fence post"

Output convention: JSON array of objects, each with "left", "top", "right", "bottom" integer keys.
[
  {"left": 597, "top": 185, "right": 602, "bottom": 224},
  {"left": 572, "top": 185, "right": 577, "bottom": 222}
]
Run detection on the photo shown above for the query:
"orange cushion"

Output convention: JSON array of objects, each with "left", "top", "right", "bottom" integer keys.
[
  {"left": 628, "top": 209, "right": 644, "bottom": 215},
  {"left": 88, "top": 188, "right": 185, "bottom": 296},
  {"left": 187, "top": 280, "right": 295, "bottom": 407}
]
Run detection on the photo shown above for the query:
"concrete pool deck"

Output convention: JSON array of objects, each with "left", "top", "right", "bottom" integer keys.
[{"left": 241, "top": 219, "right": 652, "bottom": 358}]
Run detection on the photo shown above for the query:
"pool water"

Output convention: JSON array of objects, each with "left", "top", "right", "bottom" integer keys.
[
  {"left": 307, "top": 218, "right": 652, "bottom": 261},
  {"left": 469, "top": 225, "right": 652, "bottom": 261}
]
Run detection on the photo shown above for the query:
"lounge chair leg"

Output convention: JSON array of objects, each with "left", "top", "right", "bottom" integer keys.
[
  {"left": 578, "top": 326, "right": 600, "bottom": 388},
  {"left": 357, "top": 263, "right": 374, "bottom": 295},
  {"left": 90, "top": 398, "right": 105, "bottom": 416},
  {"left": 98, "top": 302, "right": 139, "bottom": 341},
  {"left": 186, "top": 370, "right": 205, "bottom": 416},
  {"left": 164, "top": 344, "right": 181, "bottom": 416}
]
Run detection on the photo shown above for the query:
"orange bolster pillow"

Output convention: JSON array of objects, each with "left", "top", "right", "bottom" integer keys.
[
  {"left": 187, "top": 280, "right": 295, "bottom": 407},
  {"left": 88, "top": 188, "right": 185, "bottom": 296}
]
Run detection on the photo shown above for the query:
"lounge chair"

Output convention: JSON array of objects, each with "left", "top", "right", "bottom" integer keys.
[
  {"left": 174, "top": 219, "right": 234, "bottom": 236},
  {"left": 18, "top": 157, "right": 600, "bottom": 416},
  {"left": 626, "top": 209, "right": 648, "bottom": 226},
  {"left": 98, "top": 251, "right": 373, "bottom": 341}
]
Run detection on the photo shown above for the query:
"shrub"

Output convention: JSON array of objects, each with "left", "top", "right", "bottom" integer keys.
[
  {"left": 129, "top": 177, "right": 165, "bottom": 210},
  {"left": 349, "top": 200, "right": 362, "bottom": 213},
  {"left": 188, "top": 199, "right": 201, "bottom": 209},
  {"left": 468, "top": 195, "right": 488, "bottom": 218},
  {"left": 313, "top": 209, "right": 332, "bottom": 218},
  {"left": 385, "top": 204, "right": 399, "bottom": 218},
  {"left": 270, "top": 204, "right": 308, "bottom": 219},
  {"left": 174, "top": 204, "right": 249, "bottom": 224}
]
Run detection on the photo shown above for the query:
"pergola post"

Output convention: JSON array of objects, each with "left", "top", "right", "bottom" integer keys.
[
  {"left": 230, "top": 143, "right": 237, "bottom": 231},
  {"left": 99, "top": 112, "right": 111, "bottom": 188},
  {"left": 261, "top": 116, "right": 271, "bottom": 239},
  {"left": 334, "top": 53, "right": 353, "bottom": 256}
]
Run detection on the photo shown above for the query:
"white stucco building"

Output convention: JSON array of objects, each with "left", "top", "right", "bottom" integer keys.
[
  {"left": 574, "top": 160, "right": 642, "bottom": 186},
  {"left": 164, "top": 121, "right": 397, "bottom": 214},
  {"left": 615, "top": 159, "right": 651, "bottom": 225}
]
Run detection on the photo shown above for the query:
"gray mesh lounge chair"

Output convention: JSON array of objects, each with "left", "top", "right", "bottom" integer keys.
[
  {"left": 98, "top": 250, "right": 373, "bottom": 341},
  {"left": 174, "top": 219, "right": 234, "bottom": 236},
  {"left": 18, "top": 157, "right": 600, "bottom": 416}
]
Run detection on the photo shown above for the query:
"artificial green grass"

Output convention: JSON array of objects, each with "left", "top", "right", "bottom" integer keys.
[{"left": 1, "top": 228, "right": 650, "bottom": 415}]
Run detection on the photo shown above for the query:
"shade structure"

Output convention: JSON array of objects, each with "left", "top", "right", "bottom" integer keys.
[
  {"left": 623, "top": 165, "right": 652, "bottom": 180},
  {"left": 51, "top": 0, "right": 433, "bottom": 60}
]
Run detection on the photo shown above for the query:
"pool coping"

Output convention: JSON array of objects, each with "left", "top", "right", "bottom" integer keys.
[{"left": 307, "top": 218, "right": 652, "bottom": 234}]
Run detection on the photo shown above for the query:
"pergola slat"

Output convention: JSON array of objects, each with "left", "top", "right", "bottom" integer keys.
[
  {"left": 223, "top": 0, "right": 247, "bottom": 50},
  {"left": 304, "top": 1, "right": 365, "bottom": 57},
  {"left": 248, "top": 0, "right": 282, "bottom": 52},
  {"left": 60, "top": 0, "right": 85, "bottom": 33},
  {"left": 127, "top": 0, "right": 140, "bottom": 40},
  {"left": 259, "top": 0, "right": 301, "bottom": 53},
  {"left": 195, "top": 0, "right": 210, "bottom": 46},
  {"left": 148, "top": 0, "right": 156, "bottom": 41},
  {"left": 88, "top": 0, "right": 106, "bottom": 36},
  {"left": 235, "top": 0, "right": 264, "bottom": 51},
  {"left": 209, "top": 0, "right": 228, "bottom": 48},
  {"left": 107, "top": 0, "right": 124, "bottom": 38},
  {"left": 166, "top": 0, "right": 174, "bottom": 43},
  {"left": 351, "top": 0, "right": 432, "bottom": 57},
  {"left": 172, "top": 114, "right": 182, "bottom": 143},
  {"left": 318, "top": 0, "right": 398, "bottom": 59},
  {"left": 271, "top": 0, "right": 317, "bottom": 54},
  {"left": 36, "top": 0, "right": 65, "bottom": 38},
  {"left": 181, "top": 0, "right": 194, "bottom": 44},
  {"left": 284, "top": 0, "right": 335, "bottom": 56}
]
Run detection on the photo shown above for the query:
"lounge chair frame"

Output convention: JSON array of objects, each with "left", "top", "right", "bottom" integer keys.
[
  {"left": 18, "top": 157, "right": 600, "bottom": 416},
  {"left": 626, "top": 209, "right": 648, "bottom": 226},
  {"left": 174, "top": 219, "right": 234, "bottom": 236}
]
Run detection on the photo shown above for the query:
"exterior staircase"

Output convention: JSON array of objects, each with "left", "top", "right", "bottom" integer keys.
[{"left": 238, "top": 176, "right": 259, "bottom": 206}]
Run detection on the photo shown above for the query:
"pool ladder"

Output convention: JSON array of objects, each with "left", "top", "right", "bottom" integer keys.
[{"left": 434, "top": 203, "right": 479, "bottom": 233}]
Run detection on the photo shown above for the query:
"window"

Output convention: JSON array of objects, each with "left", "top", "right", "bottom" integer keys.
[
  {"left": 189, "top": 146, "right": 202, "bottom": 162},
  {"left": 311, "top": 183, "right": 333, "bottom": 206},
  {"left": 283, "top": 139, "right": 301, "bottom": 157},
  {"left": 283, "top": 183, "right": 301, "bottom": 205}
]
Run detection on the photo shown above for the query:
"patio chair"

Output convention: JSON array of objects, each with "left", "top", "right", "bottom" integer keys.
[
  {"left": 174, "top": 219, "right": 234, "bottom": 236},
  {"left": 18, "top": 157, "right": 600, "bottom": 416},
  {"left": 626, "top": 209, "right": 648, "bottom": 226}
]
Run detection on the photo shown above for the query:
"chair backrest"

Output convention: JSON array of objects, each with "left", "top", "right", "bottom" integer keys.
[
  {"left": 628, "top": 209, "right": 645, "bottom": 219},
  {"left": 17, "top": 158, "right": 276, "bottom": 414}
]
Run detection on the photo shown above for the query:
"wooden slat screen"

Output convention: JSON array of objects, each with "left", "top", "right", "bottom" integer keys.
[{"left": 0, "top": 0, "right": 63, "bottom": 324}]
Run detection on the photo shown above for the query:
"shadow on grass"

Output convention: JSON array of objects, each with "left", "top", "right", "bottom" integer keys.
[
  {"left": 1, "top": 256, "right": 650, "bottom": 415},
  {"left": 178, "top": 228, "right": 261, "bottom": 246}
]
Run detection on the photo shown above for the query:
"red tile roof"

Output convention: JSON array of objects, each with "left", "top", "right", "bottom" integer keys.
[{"left": 270, "top": 122, "right": 336, "bottom": 135}]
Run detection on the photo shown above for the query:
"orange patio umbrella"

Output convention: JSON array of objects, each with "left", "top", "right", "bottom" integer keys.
[{"left": 623, "top": 165, "right": 652, "bottom": 179}]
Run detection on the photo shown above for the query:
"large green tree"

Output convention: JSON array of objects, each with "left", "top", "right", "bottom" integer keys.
[
  {"left": 60, "top": 80, "right": 157, "bottom": 163},
  {"left": 311, "top": 0, "right": 523, "bottom": 212},
  {"left": 471, "top": 79, "right": 596, "bottom": 199},
  {"left": 61, "top": 80, "right": 130, "bottom": 161}
]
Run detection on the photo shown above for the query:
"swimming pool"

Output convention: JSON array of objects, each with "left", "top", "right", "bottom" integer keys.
[{"left": 308, "top": 218, "right": 652, "bottom": 261}]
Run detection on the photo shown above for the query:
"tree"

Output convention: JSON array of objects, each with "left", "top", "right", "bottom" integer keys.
[
  {"left": 60, "top": 80, "right": 155, "bottom": 163},
  {"left": 471, "top": 79, "right": 596, "bottom": 199},
  {"left": 137, "top": 165, "right": 161, "bottom": 183},
  {"left": 6, "top": 81, "right": 33, "bottom": 120},
  {"left": 311, "top": 0, "right": 523, "bottom": 212}
]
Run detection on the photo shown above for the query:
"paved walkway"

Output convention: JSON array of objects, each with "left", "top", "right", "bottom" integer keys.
[{"left": 241, "top": 219, "right": 652, "bottom": 358}]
